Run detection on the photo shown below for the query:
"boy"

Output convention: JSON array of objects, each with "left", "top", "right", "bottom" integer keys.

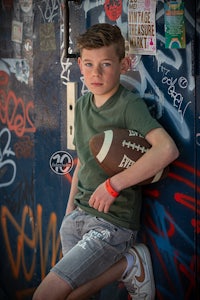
[{"left": 33, "top": 23, "right": 179, "bottom": 300}]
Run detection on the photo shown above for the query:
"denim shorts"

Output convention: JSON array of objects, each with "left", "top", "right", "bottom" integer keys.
[{"left": 51, "top": 208, "right": 137, "bottom": 289}]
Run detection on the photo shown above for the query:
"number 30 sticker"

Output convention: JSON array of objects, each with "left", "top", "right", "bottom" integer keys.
[{"left": 49, "top": 151, "right": 74, "bottom": 175}]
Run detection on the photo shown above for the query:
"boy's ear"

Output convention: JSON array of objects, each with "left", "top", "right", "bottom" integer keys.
[
  {"left": 120, "top": 57, "right": 130, "bottom": 74},
  {"left": 78, "top": 57, "right": 83, "bottom": 74}
]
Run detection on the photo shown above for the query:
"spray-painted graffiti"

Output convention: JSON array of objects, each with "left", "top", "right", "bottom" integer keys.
[
  {"left": 0, "top": 69, "right": 36, "bottom": 137},
  {"left": 127, "top": 40, "right": 194, "bottom": 140},
  {"left": 0, "top": 127, "right": 16, "bottom": 188},
  {"left": 60, "top": 23, "right": 73, "bottom": 85},
  {"left": 37, "top": 0, "right": 61, "bottom": 23},
  {"left": 144, "top": 199, "right": 196, "bottom": 299},
  {"left": 0, "top": 89, "right": 35, "bottom": 137},
  {"left": 1, "top": 59, "right": 30, "bottom": 85},
  {"left": 142, "top": 160, "right": 199, "bottom": 299},
  {"left": 1, "top": 204, "right": 62, "bottom": 281},
  {"left": 161, "top": 74, "right": 191, "bottom": 123}
]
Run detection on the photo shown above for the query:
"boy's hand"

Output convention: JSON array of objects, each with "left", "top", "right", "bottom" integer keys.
[{"left": 89, "top": 182, "right": 116, "bottom": 213}]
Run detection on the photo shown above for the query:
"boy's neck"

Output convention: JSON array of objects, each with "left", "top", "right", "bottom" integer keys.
[
  {"left": 93, "top": 84, "right": 120, "bottom": 108},
  {"left": 93, "top": 95, "right": 107, "bottom": 108}
]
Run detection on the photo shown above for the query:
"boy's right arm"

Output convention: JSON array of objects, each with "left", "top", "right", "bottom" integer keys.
[{"left": 65, "top": 158, "right": 81, "bottom": 215}]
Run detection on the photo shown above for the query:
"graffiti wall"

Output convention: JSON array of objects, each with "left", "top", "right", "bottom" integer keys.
[{"left": 0, "top": 0, "right": 199, "bottom": 299}]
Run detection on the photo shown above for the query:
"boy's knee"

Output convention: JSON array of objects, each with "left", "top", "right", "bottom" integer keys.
[
  {"left": 32, "top": 286, "right": 48, "bottom": 300},
  {"left": 32, "top": 290, "right": 40, "bottom": 300}
]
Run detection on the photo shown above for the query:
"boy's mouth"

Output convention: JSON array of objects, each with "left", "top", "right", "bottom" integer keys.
[{"left": 91, "top": 82, "right": 103, "bottom": 86}]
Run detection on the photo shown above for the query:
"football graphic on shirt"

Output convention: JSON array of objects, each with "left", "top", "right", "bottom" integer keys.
[{"left": 89, "top": 128, "right": 169, "bottom": 185}]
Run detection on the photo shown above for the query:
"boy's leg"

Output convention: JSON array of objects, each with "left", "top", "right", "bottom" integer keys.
[
  {"left": 33, "top": 256, "right": 127, "bottom": 300},
  {"left": 33, "top": 210, "right": 134, "bottom": 300},
  {"left": 67, "top": 244, "right": 155, "bottom": 300},
  {"left": 33, "top": 271, "right": 72, "bottom": 300},
  {"left": 66, "top": 257, "right": 127, "bottom": 300},
  {"left": 33, "top": 243, "right": 155, "bottom": 300}
]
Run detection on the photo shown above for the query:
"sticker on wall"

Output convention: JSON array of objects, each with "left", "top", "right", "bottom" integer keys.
[
  {"left": 23, "top": 39, "right": 33, "bottom": 58},
  {"left": 104, "top": 0, "right": 122, "bottom": 21},
  {"left": 11, "top": 20, "right": 23, "bottom": 43},
  {"left": 128, "top": 0, "right": 157, "bottom": 55},
  {"left": 49, "top": 151, "right": 74, "bottom": 175},
  {"left": 19, "top": 0, "right": 32, "bottom": 13},
  {"left": 164, "top": 0, "right": 186, "bottom": 49},
  {"left": 40, "top": 23, "right": 56, "bottom": 51}
]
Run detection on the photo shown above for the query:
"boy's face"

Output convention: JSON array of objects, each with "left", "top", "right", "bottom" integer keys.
[{"left": 78, "top": 45, "right": 128, "bottom": 104}]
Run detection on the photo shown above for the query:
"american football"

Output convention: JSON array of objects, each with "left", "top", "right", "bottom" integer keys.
[{"left": 89, "top": 128, "right": 169, "bottom": 185}]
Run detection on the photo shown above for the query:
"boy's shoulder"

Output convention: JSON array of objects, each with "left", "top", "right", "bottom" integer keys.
[
  {"left": 76, "top": 91, "right": 92, "bottom": 105},
  {"left": 118, "top": 84, "right": 143, "bottom": 103}
]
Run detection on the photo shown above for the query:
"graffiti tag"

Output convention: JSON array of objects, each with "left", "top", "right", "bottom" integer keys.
[
  {"left": 0, "top": 87, "right": 36, "bottom": 137},
  {"left": 162, "top": 75, "right": 191, "bottom": 123},
  {"left": 0, "top": 128, "right": 16, "bottom": 188}
]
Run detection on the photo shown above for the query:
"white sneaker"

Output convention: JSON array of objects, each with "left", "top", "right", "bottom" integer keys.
[{"left": 122, "top": 243, "right": 155, "bottom": 300}]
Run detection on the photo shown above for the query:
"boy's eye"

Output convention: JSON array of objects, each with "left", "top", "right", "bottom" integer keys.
[
  {"left": 85, "top": 63, "right": 92, "bottom": 67},
  {"left": 102, "top": 62, "right": 111, "bottom": 67}
]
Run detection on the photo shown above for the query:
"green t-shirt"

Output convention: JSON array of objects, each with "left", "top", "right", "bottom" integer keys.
[{"left": 74, "top": 84, "right": 161, "bottom": 230}]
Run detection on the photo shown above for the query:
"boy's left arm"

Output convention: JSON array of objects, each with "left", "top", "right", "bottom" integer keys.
[{"left": 89, "top": 127, "right": 179, "bottom": 213}]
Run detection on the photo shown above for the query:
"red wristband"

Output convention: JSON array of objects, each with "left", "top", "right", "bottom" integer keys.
[{"left": 105, "top": 179, "right": 119, "bottom": 198}]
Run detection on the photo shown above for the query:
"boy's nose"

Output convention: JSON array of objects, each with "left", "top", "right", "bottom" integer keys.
[{"left": 93, "top": 65, "right": 102, "bottom": 75}]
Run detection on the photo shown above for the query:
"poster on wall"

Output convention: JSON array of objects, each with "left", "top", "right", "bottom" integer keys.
[
  {"left": 11, "top": 20, "right": 23, "bottom": 43},
  {"left": 128, "top": 0, "right": 157, "bottom": 55},
  {"left": 164, "top": 0, "right": 186, "bottom": 48}
]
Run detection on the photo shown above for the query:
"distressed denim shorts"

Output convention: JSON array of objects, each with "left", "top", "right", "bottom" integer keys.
[{"left": 51, "top": 208, "right": 137, "bottom": 289}]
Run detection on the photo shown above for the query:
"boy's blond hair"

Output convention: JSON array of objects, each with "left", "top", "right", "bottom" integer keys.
[{"left": 76, "top": 23, "right": 125, "bottom": 61}]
